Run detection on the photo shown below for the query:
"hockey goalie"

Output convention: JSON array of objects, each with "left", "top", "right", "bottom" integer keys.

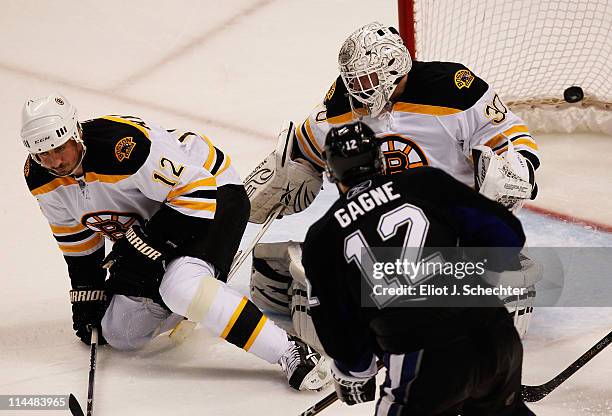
[{"left": 245, "top": 22, "right": 543, "bottom": 349}]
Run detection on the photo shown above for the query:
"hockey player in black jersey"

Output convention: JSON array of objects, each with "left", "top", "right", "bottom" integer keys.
[{"left": 302, "top": 121, "right": 535, "bottom": 415}]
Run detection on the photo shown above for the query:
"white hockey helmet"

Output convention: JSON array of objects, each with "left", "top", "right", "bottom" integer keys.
[
  {"left": 21, "top": 93, "right": 82, "bottom": 156},
  {"left": 338, "top": 22, "right": 412, "bottom": 117}
]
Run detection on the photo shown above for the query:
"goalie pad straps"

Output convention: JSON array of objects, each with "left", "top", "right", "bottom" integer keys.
[
  {"left": 250, "top": 241, "right": 325, "bottom": 352},
  {"left": 244, "top": 122, "right": 323, "bottom": 224}
]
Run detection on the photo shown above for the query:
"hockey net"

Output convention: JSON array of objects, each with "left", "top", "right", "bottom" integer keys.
[{"left": 398, "top": 0, "right": 612, "bottom": 135}]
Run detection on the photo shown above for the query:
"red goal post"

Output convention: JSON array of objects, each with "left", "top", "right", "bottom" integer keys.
[{"left": 397, "top": 0, "right": 611, "bottom": 135}]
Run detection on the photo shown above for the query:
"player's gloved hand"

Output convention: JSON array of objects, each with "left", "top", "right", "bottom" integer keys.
[
  {"left": 103, "top": 224, "right": 173, "bottom": 301},
  {"left": 331, "top": 359, "right": 377, "bottom": 406},
  {"left": 70, "top": 287, "right": 108, "bottom": 345}
]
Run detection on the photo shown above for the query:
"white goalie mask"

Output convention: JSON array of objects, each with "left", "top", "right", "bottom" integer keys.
[
  {"left": 21, "top": 93, "right": 85, "bottom": 174},
  {"left": 338, "top": 22, "right": 412, "bottom": 118}
]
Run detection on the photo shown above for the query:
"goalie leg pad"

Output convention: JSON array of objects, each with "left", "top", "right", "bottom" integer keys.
[
  {"left": 482, "top": 249, "right": 542, "bottom": 338},
  {"left": 290, "top": 280, "right": 325, "bottom": 353},
  {"left": 249, "top": 242, "right": 294, "bottom": 315}
]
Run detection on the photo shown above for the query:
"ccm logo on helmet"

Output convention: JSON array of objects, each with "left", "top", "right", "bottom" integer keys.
[{"left": 125, "top": 227, "right": 162, "bottom": 260}]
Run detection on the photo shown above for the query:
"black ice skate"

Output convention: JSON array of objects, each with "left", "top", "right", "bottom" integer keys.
[{"left": 278, "top": 335, "right": 331, "bottom": 391}]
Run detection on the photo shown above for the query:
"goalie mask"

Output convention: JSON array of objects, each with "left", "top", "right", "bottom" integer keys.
[
  {"left": 338, "top": 22, "right": 411, "bottom": 118},
  {"left": 323, "top": 121, "right": 384, "bottom": 186}
]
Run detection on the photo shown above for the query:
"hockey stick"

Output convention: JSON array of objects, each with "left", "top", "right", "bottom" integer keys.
[
  {"left": 69, "top": 327, "right": 99, "bottom": 416},
  {"left": 169, "top": 205, "right": 285, "bottom": 341},
  {"left": 227, "top": 204, "right": 286, "bottom": 282},
  {"left": 522, "top": 328, "right": 612, "bottom": 402},
  {"left": 302, "top": 328, "right": 612, "bottom": 416},
  {"left": 298, "top": 361, "right": 384, "bottom": 416}
]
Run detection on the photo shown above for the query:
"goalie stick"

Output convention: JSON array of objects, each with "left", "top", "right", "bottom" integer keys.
[
  {"left": 69, "top": 327, "right": 99, "bottom": 416},
  {"left": 522, "top": 328, "right": 612, "bottom": 402}
]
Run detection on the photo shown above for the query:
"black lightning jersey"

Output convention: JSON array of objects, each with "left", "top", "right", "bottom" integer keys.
[{"left": 302, "top": 167, "right": 525, "bottom": 370}]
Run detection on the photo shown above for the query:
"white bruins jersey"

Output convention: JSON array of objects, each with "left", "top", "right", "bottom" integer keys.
[
  {"left": 24, "top": 115, "right": 241, "bottom": 258},
  {"left": 293, "top": 61, "right": 540, "bottom": 185}
]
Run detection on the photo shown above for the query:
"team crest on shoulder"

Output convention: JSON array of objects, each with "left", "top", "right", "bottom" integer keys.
[
  {"left": 454, "top": 69, "right": 474, "bottom": 89},
  {"left": 325, "top": 81, "right": 337, "bottom": 102},
  {"left": 24, "top": 157, "right": 31, "bottom": 177},
  {"left": 115, "top": 137, "right": 136, "bottom": 162}
]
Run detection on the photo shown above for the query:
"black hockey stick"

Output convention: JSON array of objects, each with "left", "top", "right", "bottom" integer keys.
[
  {"left": 522, "top": 329, "right": 612, "bottom": 402},
  {"left": 69, "top": 327, "right": 99, "bottom": 416},
  {"left": 298, "top": 361, "right": 384, "bottom": 416}
]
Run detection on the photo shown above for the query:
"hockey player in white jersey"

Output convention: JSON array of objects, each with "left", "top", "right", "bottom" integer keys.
[
  {"left": 20, "top": 93, "right": 330, "bottom": 391},
  {"left": 246, "top": 22, "right": 542, "bottom": 348}
]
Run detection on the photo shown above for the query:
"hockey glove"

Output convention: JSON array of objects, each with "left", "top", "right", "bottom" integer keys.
[
  {"left": 331, "top": 360, "right": 377, "bottom": 406},
  {"left": 103, "top": 224, "right": 173, "bottom": 302},
  {"left": 70, "top": 287, "right": 108, "bottom": 345}
]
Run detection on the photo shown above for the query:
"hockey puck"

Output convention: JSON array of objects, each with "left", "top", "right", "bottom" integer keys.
[{"left": 564, "top": 86, "right": 584, "bottom": 103}]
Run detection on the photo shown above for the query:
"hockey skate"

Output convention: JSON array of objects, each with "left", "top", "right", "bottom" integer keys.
[{"left": 279, "top": 335, "right": 331, "bottom": 391}]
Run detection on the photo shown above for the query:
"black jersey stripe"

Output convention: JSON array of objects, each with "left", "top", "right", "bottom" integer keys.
[
  {"left": 210, "top": 147, "right": 225, "bottom": 175},
  {"left": 54, "top": 228, "right": 96, "bottom": 243},
  {"left": 181, "top": 189, "right": 217, "bottom": 200},
  {"left": 224, "top": 300, "right": 264, "bottom": 349},
  {"left": 300, "top": 123, "right": 323, "bottom": 160},
  {"left": 492, "top": 134, "right": 533, "bottom": 152}
]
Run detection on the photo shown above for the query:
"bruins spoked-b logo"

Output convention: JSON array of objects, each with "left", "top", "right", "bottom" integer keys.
[
  {"left": 81, "top": 211, "right": 144, "bottom": 242},
  {"left": 379, "top": 135, "right": 429, "bottom": 175},
  {"left": 454, "top": 69, "right": 474, "bottom": 89},
  {"left": 115, "top": 137, "right": 136, "bottom": 162}
]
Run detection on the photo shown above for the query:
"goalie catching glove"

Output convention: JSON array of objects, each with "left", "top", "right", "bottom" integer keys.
[
  {"left": 244, "top": 121, "right": 323, "bottom": 224},
  {"left": 473, "top": 141, "right": 536, "bottom": 212}
]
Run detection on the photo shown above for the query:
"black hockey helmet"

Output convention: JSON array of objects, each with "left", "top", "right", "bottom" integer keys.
[{"left": 323, "top": 121, "right": 384, "bottom": 186}]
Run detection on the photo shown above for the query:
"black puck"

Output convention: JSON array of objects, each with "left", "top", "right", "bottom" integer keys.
[{"left": 564, "top": 86, "right": 584, "bottom": 103}]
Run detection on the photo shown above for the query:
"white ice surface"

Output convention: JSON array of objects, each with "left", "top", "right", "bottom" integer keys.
[{"left": 1, "top": 1, "right": 611, "bottom": 415}]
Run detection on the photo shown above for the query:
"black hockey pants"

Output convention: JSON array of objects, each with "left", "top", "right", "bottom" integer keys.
[{"left": 374, "top": 318, "right": 535, "bottom": 416}]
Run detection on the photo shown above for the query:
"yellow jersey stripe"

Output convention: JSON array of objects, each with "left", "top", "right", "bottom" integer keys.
[
  {"left": 58, "top": 234, "right": 103, "bottom": 253},
  {"left": 200, "top": 134, "right": 216, "bottom": 171},
  {"left": 167, "top": 177, "right": 217, "bottom": 200},
  {"left": 484, "top": 133, "right": 506, "bottom": 149},
  {"left": 102, "top": 116, "right": 150, "bottom": 139},
  {"left": 393, "top": 102, "right": 461, "bottom": 116},
  {"left": 503, "top": 125, "right": 530, "bottom": 137},
  {"left": 85, "top": 172, "right": 130, "bottom": 184},
  {"left": 513, "top": 138, "right": 539, "bottom": 150},
  {"left": 243, "top": 315, "right": 268, "bottom": 351},
  {"left": 296, "top": 127, "right": 325, "bottom": 168},
  {"left": 221, "top": 297, "right": 248, "bottom": 339},
  {"left": 50, "top": 223, "right": 87, "bottom": 234},
  {"left": 305, "top": 119, "right": 323, "bottom": 154},
  {"left": 326, "top": 111, "right": 355, "bottom": 125},
  {"left": 31, "top": 177, "right": 78, "bottom": 196},
  {"left": 170, "top": 199, "right": 216, "bottom": 212}
]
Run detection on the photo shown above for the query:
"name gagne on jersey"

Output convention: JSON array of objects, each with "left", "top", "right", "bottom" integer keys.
[{"left": 333, "top": 181, "right": 401, "bottom": 228}]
